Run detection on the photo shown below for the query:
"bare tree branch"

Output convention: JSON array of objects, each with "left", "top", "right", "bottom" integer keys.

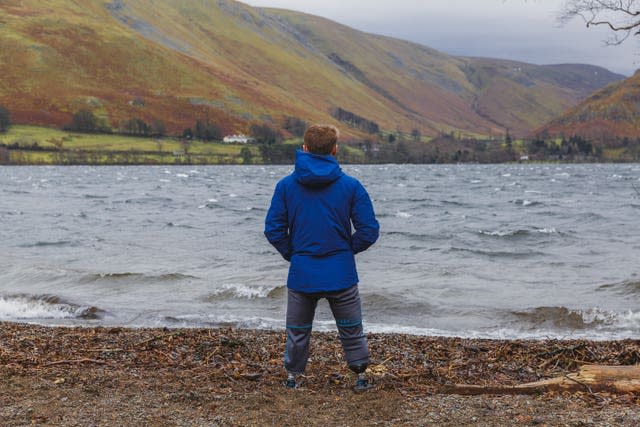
[{"left": 560, "top": 0, "right": 640, "bottom": 45}]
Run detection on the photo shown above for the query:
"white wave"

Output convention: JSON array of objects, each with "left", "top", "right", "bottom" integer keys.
[
  {"left": 150, "top": 315, "right": 640, "bottom": 340},
  {"left": 522, "top": 200, "right": 533, "bottom": 206},
  {"left": 0, "top": 295, "right": 88, "bottom": 320},
  {"left": 366, "top": 321, "right": 640, "bottom": 341},
  {"left": 175, "top": 174, "right": 189, "bottom": 178},
  {"left": 395, "top": 211, "right": 413, "bottom": 218},
  {"left": 535, "top": 227, "right": 557, "bottom": 234},
  {"left": 212, "top": 283, "right": 280, "bottom": 299},
  {"left": 577, "top": 307, "right": 618, "bottom": 325},
  {"left": 168, "top": 314, "right": 283, "bottom": 330},
  {"left": 365, "top": 323, "right": 460, "bottom": 336},
  {"left": 159, "top": 179, "right": 171, "bottom": 183},
  {"left": 614, "top": 310, "right": 640, "bottom": 329},
  {"left": 502, "top": 174, "right": 511, "bottom": 177},
  {"left": 229, "top": 193, "right": 238, "bottom": 198},
  {"left": 480, "top": 228, "right": 557, "bottom": 237},
  {"left": 479, "top": 229, "right": 514, "bottom": 237},
  {"left": 207, "top": 198, "right": 218, "bottom": 203}
]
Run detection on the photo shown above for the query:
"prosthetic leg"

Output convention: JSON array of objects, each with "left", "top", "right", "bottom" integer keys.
[{"left": 350, "top": 363, "right": 373, "bottom": 391}]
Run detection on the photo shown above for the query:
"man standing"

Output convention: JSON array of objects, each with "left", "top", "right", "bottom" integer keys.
[{"left": 264, "top": 124, "right": 379, "bottom": 391}]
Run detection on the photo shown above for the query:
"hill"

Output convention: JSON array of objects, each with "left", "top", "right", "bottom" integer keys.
[
  {"left": 0, "top": 0, "right": 624, "bottom": 139},
  {"left": 536, "top": 70, "right": 640, "bottom": 141}
]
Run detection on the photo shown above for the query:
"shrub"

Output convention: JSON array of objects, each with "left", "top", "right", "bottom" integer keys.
[
  {"left": 66, "top": 110, "right": 110, "bottom": 133},
  {"left": 0, "top": 105, "right": 11, "bottom": 133}
]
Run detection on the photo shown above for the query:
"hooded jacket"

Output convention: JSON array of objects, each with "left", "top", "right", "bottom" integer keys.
[{"left": 264, "top": 150, "right": 379, "bottom": 293}]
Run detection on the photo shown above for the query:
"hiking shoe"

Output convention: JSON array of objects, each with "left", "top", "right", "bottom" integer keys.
[
  {"left": 354, "top": 376, "right": 373, "bottom": 392},
  {"left": 284, "top": 373, "right": 298, "bottom": 389}
]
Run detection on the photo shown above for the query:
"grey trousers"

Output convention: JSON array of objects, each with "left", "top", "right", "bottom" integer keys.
[{"left": 285, "top": 285, "right": 370, "bottom": 374}]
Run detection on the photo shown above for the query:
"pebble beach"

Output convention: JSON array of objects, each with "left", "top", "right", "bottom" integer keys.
[{"left": 2, "top": 323, "right": 640, "bottom": 426}]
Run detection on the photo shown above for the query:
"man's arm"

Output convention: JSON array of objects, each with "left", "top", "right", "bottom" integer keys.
[
  {"left": 351, "top": 183, "right": 379, "bottom": 254},
  {"left": 264, "top": 181, "right": 292, "bottom": 261}
]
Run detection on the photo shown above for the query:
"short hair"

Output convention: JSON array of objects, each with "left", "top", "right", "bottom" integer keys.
[{"left": 303, "top": 125, "right": 339, "bottom": 155}]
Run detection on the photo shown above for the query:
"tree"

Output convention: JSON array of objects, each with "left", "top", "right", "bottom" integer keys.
[
  {"left": 330, "top": 107, "right": 379, "bottom": 134},
  {"left": 0, "top": 105, "right": 11, "bottom": 133},
  {"left": 66, "top": 110, "right": 110, "bottom": 133},
  {"left": 182, "top": 128, "right": 194, "bottom": 140},
  {"left": 505, "top": 129, "right": 513, "bottom": 151},
  {"left": 194, "top": 120, "right": 222, "bottom": 141},
  {"left": 151, "top": 120, "right": 166, "bottom": 138},
  {"left": 283, "top": 116, "right": 307, "bottom": 137},
  {"left": 240, "top": 146, "right": 253, "bottom": 164},
  {"left": 411, "top": 128, "right": 421, "bottom": 141},
  {"left": 560, "top": 0, "right": 640, "bottom": 45},
  {"left": 121, "top": 118, "right": 151, "bottom": 136},
  {"left": 250, "top": 123, "right": 282, "bottom": 145}
]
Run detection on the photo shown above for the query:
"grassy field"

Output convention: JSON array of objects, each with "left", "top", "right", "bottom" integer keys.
[
  {"left": 3, "top": 125, "right": 634, "bottom": 165},
  {"left": 0, "top": 125, "right": 263, "bottom": 165}
]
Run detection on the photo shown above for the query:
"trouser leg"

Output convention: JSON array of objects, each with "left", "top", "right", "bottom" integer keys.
[
  {"left": 285, "top": 288, "right": 318, "bottom": 374},
  {"left": 327, "top": 285, "right": 370, "bottom": 368}
]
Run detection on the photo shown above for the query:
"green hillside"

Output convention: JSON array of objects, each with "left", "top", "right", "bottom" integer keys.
[{"left": 0, "top": 0, "right": 624, "bottom": 140}]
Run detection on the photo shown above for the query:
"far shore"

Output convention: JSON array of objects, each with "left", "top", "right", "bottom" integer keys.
[
  {"left": 1, "top": 322, "right": 639, "bottom": 425},
  {"left": 2, "top": 125, "right": 639, "bottom": 166}
]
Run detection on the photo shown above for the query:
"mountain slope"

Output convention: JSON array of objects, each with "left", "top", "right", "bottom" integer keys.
[
  {"left": 536, "top": 71, "right": 640, "bottom": 140},
  {"left": 0, "top": 0, "right": 624, "bottom": 138}
]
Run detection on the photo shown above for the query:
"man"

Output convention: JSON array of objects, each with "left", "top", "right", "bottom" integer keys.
[{"left": 264, "top": 124, "right": 379, "bottom": 391}]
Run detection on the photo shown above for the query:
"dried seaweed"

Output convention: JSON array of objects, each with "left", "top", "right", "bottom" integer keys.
[{"left": 1, "top": 322, "right": 639, "bottom": 425}]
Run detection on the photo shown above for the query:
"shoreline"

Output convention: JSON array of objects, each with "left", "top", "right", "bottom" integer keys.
[
  {"left": 2, "top": 322, "right": 639, "bottom": 425},
  {"left": 5, "top": 319, "right": 639, "bottom": 342}
]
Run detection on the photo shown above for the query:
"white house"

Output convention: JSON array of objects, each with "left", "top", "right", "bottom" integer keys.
[{"left": 223, "top": 134, "right": 253, "bottom": 144}]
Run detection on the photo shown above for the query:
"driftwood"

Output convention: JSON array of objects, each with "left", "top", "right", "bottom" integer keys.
[{"left": 444, "top": 365, "right": 640, "bottom": 395}]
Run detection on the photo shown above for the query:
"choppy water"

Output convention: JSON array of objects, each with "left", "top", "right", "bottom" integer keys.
[{"left": 1, "top": 164, "right": 640, "bottom": 339}]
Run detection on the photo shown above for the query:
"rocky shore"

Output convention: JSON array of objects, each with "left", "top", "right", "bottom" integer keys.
[{"left": 1, "top": 322, "right": 639, "bottom": 426}]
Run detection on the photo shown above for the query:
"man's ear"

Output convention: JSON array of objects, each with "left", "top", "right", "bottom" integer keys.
[
  {"left": 332, "top": 144, "right": 338, "bottom": 156},
  {"left": 303, "top": 144, "right": 309, "bottom": 152}
]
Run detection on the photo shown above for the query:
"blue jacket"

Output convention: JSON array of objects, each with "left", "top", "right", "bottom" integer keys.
[{"left": 264, "top": 150, "right": 379, "bottom": 293}]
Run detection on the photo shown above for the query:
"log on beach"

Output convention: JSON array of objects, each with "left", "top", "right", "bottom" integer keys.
[{"left": 446, "top": 365, "right": 640, "bottom": 395}]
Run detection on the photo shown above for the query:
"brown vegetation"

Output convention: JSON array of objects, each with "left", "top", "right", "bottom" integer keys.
[{"left": 2, "top": 323, "right": 640, "bottom": 425}]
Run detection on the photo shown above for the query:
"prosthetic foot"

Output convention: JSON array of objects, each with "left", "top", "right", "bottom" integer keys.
[
  {"left": 350, "top": 364, "right": 373, "bottom": 392},
  {"left": 284, "top": 372, "right": 298, "bottom": 389}
]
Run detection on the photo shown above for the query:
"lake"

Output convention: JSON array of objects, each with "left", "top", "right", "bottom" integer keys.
[{"left": 1, "top": 164, "right": 639, "bottom": 339}]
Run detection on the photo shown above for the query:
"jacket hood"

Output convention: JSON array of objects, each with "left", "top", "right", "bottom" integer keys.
[{"left": 293, "top": 150, "right": 344, "bottom": 187}]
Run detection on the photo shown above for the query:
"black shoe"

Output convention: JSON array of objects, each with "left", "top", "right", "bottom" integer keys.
[
  {"left": 284, "top": 373, "right": 298, "bottom": 389},
  {"left": 354, "top": 377, "right": 373, "bottom": 392}
]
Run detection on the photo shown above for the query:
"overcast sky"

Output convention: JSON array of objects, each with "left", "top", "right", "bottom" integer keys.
[{"left": 241, "top": 0, "right": 637, "bottom": 76}]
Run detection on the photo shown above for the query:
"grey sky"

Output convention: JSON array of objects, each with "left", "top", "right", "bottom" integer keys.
[{"left": 241, "top": 0, "right": 637, "bottom": 75}]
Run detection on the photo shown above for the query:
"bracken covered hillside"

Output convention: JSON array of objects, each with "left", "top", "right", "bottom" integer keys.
[
  {"left": 536, "top": 70, "right": 640, "bottom": 141},
  {"left": 0, "top": 0, "right": 624, "bottom": 138}
]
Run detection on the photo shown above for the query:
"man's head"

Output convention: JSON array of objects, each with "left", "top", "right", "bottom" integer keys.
[{"left": 303, "top": 124, "right": 339, "bottom": 156}]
